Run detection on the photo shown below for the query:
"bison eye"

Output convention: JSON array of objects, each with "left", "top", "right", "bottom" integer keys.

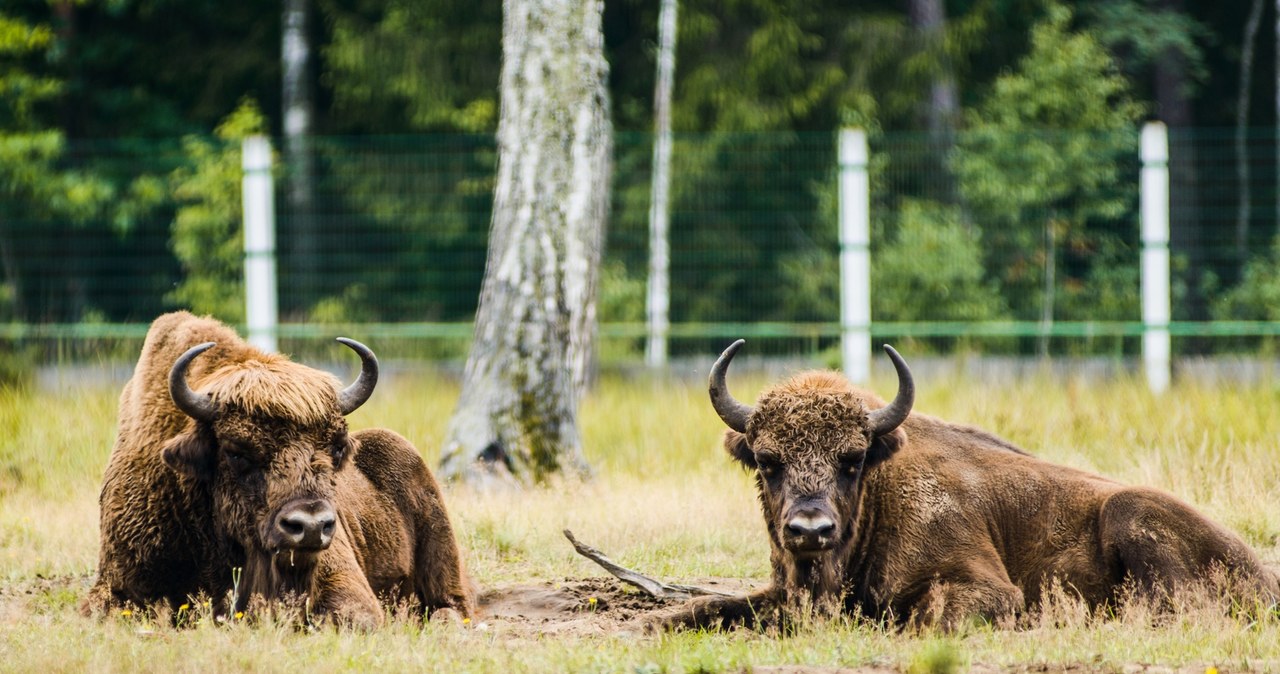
[
  {"left": 756, "top": 455, "right": 782, "bottom": 479},
  {"left": 222, "top": 445, "right": 253, "bottom": 473},
  {"left": 224, "top": 452, "right": 250, "bottom": 475},
  {"left": 839, "top": 454, "right": 864, "bottom": 477}
]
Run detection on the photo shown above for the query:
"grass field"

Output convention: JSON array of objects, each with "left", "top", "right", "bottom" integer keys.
[{"left": 2, "top": 364, "right": 1279, "bottom": 673}]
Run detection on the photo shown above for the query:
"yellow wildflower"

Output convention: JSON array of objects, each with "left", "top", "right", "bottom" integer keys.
[
  {"left": 234, "top": 612, "right": 245, "bottom": 620},
  {"left": 178, "top": 603, "right": 189, "bottom": 612},
  {"left": 120, "top": 609, "right": 133, "bottom": 617}
]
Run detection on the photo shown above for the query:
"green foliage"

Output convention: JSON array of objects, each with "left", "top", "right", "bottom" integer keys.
[
  {"left": 320, "top": 0, "right": 501, "bottom": 133},
  {"left": 0, "top": 12, "right": 107, "bottom": 217},
  {"left": 1210, "top": 237, "right": 1280, "bottom": 322},
  {"left": 1082, "top": 0, "right": 1210, "bottom": 87},
  {"left": 597, "top": 261, "right": 646, "bottom": 324},
  {"left": 166, "top": 100, "right": 267, "bottom": 322},
  {"left": 596, "top": 260, "right": 647, "bottom": 361},
  {"left": 0, "top": 13, "right": 59, "bottom": 130},
  {"left": 1, "top": 10, "right": 114, "bottom": 328},
  {"left": 308, "top": 284, "right": 377, "bottom": 324},
  {"left": 872, "top": 200, "right": 1009, "bottom": 323},
  {"left": 953, "top": 5, "right": 1143, "bottom": 323}
]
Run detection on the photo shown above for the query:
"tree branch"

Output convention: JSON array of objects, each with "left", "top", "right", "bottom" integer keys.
[{"left": 562, "top": 529, "right": 733, "bottom": 600}]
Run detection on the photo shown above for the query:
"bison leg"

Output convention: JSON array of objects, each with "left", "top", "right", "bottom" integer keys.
[
  {"left": 312, "top": 529, "right": 385, "bottom": 630},
  {"left": 647, "top": 588, "right": 782, "bottom": 632},
  {"left": 1099, "top": 488, "right": 1280, "bottom": 604},
  {"left": 905, "top": 575, "right": 1024, "bottom": 631}
]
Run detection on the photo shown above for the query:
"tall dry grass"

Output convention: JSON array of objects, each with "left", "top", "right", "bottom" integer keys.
[{"left": 2, "top": 364, "right": 1279, "bottom": 671}]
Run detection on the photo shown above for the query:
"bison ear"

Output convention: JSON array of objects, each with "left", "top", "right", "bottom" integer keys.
[
  {"left": 333, "top": 434, "right": 359, "bottom": 470},
  {"left": 162, "top": 429, "right": 216, "bottom": 480},
  {"left": 723, "top": 430, "right": 756, "bottom": 469},
  {"left": 867, "top": 426, "right": 907, "bottom": 467}
]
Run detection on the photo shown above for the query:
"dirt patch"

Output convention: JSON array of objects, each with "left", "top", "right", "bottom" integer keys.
[
  {"left": 475, "top": 576, "right": 758, "bottom": 637},
  {"left": 0, "top": 572, "right": 93, "bottom": 624}
]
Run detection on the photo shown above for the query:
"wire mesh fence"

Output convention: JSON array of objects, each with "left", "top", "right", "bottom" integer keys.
[{"left": 2, "top": 128, "right": 1279, "bottom": 369}]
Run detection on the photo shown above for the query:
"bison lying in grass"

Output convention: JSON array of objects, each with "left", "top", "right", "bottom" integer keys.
[
  {"left": 82, "top": 312, "right": 473, "bottom": 627},
  {"left": 656, "top": 340, "right": 1279, "bottom": 631}
]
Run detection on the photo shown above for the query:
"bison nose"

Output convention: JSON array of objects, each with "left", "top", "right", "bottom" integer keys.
[
  {"left": 785, "top": 512, "right": 836, "bottom": 538},
  {"left": 275, "top": 500, "right": 337, "bottom": 551}
]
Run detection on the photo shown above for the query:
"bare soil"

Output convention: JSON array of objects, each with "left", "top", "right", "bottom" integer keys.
[{"left": 475, "top": 576, "right": 758, "bottom": 637}]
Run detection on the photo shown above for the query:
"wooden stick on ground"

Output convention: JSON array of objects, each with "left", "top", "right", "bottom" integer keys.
[{"left": 562, "top": 529, "right": 734, "bottom": 600}]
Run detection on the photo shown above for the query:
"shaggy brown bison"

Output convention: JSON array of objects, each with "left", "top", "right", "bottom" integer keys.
[
  {"left": 656, "top": 340, "right": 1279, "bottom": 631},
  {"left": 82, "top": 312, "right": 473, "bottom": 627}
]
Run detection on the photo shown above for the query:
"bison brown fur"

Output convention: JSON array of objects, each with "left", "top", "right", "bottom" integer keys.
[
  {"left": 655, "top": 340, "right": 1279, "bottom": 631},
  {"left": 82, "top": 312, "right": 474, "bottom": 627}
]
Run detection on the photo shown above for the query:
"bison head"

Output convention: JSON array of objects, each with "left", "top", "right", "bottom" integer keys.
[
  {"left": 159, "top": 339, "right": 378, "bottom": 606},
  {"left": 709, "top": 341, "right": 913, "bottom": 568}
]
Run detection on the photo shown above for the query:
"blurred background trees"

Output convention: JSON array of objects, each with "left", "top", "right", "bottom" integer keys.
[{"left": 1, "top": 0, "right": 1278, "bottom": 354}]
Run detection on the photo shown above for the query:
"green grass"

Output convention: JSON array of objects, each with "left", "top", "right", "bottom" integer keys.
[{"left": 2, "top": 367, "right": 1279, "bottom": 672}]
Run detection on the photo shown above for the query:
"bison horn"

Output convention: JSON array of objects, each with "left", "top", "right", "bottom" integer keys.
[
  {"left": 867, "top": 344, "right": 915, "bottom": 436},
  {"left": 336, "top": 338, "right": 379, "bottom": 415},
  {"left": 709, "top": 339, "right": 753, "bottom": 433},
  {"left": 170, "top": 342, "right": 219, "bottom": 423}
]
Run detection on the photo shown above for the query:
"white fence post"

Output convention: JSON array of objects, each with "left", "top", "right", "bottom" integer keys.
[
  {"left": 1141, "top": 122, "right": 1171, "bottom": 393},
  {"left": 242, "top": 135, "right": 279, "bottom": 353},
  {"left": 839, "top": 129, "right": 871, "bottom": 384}
]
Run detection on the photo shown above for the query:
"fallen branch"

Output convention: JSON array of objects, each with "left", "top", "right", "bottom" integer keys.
[{"left": 562, "top": 529, "right": 734, "bottom": 600}]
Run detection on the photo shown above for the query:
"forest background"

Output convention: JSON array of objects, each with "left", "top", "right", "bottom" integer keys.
[{"left": 3, "top": 0, "right": 1280, "bottom": 364}]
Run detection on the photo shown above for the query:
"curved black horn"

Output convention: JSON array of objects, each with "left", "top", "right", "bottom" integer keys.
[
  {"left": 867, "top": 344, "right": 915, "bottom": 436},
  {"left": 708, "top": 339, "right": 752, "bottom": 433},
  {"left": 336, "top": 338, "right": 379, "bottom": 415},
  {"left": 170, "top": 342, "right": 219, "bottom": 423}
]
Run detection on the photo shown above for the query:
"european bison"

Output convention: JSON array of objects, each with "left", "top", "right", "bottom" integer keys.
[
  {"left": 82, "top": 312, "right": 473, "bottom": 627},
  {"left": 656, "top": 340, "right": 1279, "bottom": 630}
]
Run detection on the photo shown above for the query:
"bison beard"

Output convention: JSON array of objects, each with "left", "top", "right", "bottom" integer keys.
[
  {"left": 237, "top": 549, "right": 319, "bottom": 614},
  {"left": 82, "top": 312, "right": 475, "bottom": 627},
  {"left": 651, "top": 340, "right": 1280, "bottom": 632}
]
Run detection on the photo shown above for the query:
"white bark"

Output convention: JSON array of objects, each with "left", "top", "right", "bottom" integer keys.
[
  {"left": 645, "top": 0, "right": 678, "bottom": 368},
  {"left": 440, "top": 0, "right": 612, "bottom": 487},
  {"left": 282, "top": 0, "right": 317, "bottom": 299}
]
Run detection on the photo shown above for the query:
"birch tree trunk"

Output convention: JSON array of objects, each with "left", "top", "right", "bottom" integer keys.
[
  {"left": 282, "top": 0, "right": 317, "bottom": 306},
  {"left": 645, "top": 0, "right": 678, "bottom": 368},
  {"left": 907, "top": 0, "right": 960, "bottom": 206},
  {"left": 439, "top": 0, "right": 612, "bottom": 488}
]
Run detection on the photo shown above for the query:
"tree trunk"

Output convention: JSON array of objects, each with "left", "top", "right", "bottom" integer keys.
[
  {"left": 907, "top": 0, "right": 960, "bottom": 205},
  {"left": 1235, "top": 0, "right": 1264, "bottom": 259},
  {"left": 439, "top": 0, "right": 612, "bottom": 488},
  {"left": 282, "top": 0, "right": 317, "bottom": 310},
  {"left": 645, "top": 0, "right": 678, "bottom": 368}
]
